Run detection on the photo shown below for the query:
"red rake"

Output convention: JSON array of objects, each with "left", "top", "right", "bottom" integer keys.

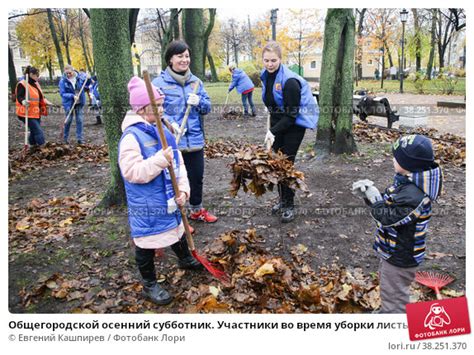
[
  {"left": 143, "top": 71, "right": 230, "bottom": 284},
  {"left": 415, "top": 271, "right": 455, "bottom": 300}
]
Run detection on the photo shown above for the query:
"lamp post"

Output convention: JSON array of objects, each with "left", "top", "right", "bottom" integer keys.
[
  {"left": 270, "top": 9, "right": 278, "bottom": 41},
  {"left": 399, "top": 8, "right": 408, "bottom": 93}
]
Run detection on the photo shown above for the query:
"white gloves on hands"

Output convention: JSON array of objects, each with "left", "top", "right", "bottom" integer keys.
[
  {"left": 171, "top": 122, "right": 187, "bottom": 138},
  {"left": 352, "top": 179, "right": 383, "bottom": 204},
  {"left": 187, "top": 93, "right": 200, "bottom": 106},
  {"left": 264, "top": 130, "right": 275, "bottom": 147},
  {"left": 21, "top": 100, "right": 30, "bottom": 107}
]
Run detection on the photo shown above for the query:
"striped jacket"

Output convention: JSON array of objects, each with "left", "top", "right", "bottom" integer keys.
[{"left": 371, "top": 166, "right": 443, "bottom": 268}]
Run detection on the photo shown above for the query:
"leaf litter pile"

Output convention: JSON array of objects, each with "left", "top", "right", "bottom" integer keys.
[
  {"left": 182, "top": 229, "right": 381, "bottom": 313},
  {"left": 230, "top": 146, "right": 308, "bottom": 197},
  {"left": 9, "top": 142, "right": 109, "bottom": 180},
  {"left": 204, "top": 139, "right": 250, "bottom": 159},
  {"left": 354, "top": 122, "right": 465, "bottom": 167}
]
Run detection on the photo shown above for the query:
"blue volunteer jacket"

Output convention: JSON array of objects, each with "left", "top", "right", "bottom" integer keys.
[
  {"left": 152, "top": 70, "right": 211, "bottom": 151},
  {"left": 119, "top": 124, "right": 182, "bottom": 238},
  {"left": 59, "top": 71, "right": 86, "bottom": 112},
  {"left": 261, "top": 64, "right": 319, "bottom": 129},
  {"left": 229, "top": 68, "right": 254, "bottom": 94}
]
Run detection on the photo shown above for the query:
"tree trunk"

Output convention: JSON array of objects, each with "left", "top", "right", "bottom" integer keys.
[
  {"left": 47, "top": 8, "right": 65, "bottom": 73},
  {"left": 8, "top": 44, "right": 17, "bottom": 102},
  {"left": 356, "top": 8, "right": 366, "bottom": 81},
  {"left": 426, "top": 9, "right": 437, "bottom": 80},
  {"left": 182, "top": 9, "right": 205, "bottom": 79},
  {"left": 385, "top": 42, "right": 393, "bottom": 68},
  {"left": 129, "top": 9, "right": 140, "bottom": 44},
  {"left": 316, "top": 9, "right": 356, "bottom": 155},
  {"left": 61, "top": 9, "right": 72, "bottom": 65},
  {"left": 171, "top": 8, "right": 180, "bottom": 40},
  {"left": 47, "top": 58, "right": 53, "bottom": 80},
  {"left": 79, "top": 11, "right": 92, "bottom": 73},
  {"left": 202, "top": 9, "right": 216, "bottom": 79},
  {"left": 207, "top": 48, "right": 218, "bottom": 82},
  {"left": 412, "top": 8, "right": 422, "bottom": 72},
  {"left": 90, "top": 9, "right": 133, "bottom": 207}
]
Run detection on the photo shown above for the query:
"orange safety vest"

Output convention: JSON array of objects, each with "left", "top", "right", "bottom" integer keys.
[{"left": 15, "top": 80, "right": 48, "bottom": 119}]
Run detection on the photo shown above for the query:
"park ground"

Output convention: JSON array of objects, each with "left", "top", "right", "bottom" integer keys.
[{"left": 8, "top": 83, "right": 466, "bottom": 313}]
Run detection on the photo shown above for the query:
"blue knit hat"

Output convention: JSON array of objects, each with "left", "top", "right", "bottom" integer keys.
[{"left": 392, "top": 135, "right": 435, "bottom": 172}]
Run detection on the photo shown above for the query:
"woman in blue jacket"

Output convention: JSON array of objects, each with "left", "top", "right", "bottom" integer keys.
[
  {"left": 261, "top": 41, "right": 319, "bottom": 223},
  {"left": 59, "top": 64, "right": 87, "bottom": 144},
  {"left": 153, "top": 40, "right": 218, "bottom": 225},
  {"left": 228, "top": 65, "right": 256, "bottom": 117}
]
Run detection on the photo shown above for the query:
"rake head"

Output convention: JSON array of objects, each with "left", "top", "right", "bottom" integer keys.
[{"left": 415, "top": 270, "right": 455, "bottom": 290}]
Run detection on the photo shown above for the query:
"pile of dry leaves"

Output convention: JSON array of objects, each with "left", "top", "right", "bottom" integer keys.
[
  {"left": 221, "top": 109, "right": 242, "bottom": 120},
  {"left": 230, "top": 146, "right": 308, "bottom": 197},
  {"left": 353, "top": 123, "right": 465, "bottom": 167},
  {"left": 9, "top": 143, "right": 109, "bottom": 180},
  {"left": 182, "top": 229, "right": 381, "bottom": 313},
  {"left": 205, "top": 139, "right": 250, "bottom": 159}
]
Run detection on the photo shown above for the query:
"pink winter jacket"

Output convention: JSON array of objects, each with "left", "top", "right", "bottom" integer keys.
[{"left": 118, "top": 111, "right": 190, "bottom": 249}]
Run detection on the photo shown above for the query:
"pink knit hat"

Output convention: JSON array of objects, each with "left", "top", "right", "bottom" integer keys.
[{"left": 128, "top": 76, "right": 165, "bottom": 113}]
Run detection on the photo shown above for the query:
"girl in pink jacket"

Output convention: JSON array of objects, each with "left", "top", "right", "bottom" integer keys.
[{"left": 119, "top": 77, "right": 202, "bottom": 306}]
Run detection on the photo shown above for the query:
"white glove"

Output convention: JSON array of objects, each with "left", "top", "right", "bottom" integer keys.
[
  {"left": 364, "top": 186, "right": 383, "bottom": 204},
  {"left": 74, "top": 95, "right": 79, "bottom": 102},
  {"left": 352, "top": 179, "right": 375, "bottom": 198},
  {"left": 21, "top": 100, "right": 30, "bottom": 107},
  {"left": 171, "top": 122, "right": 187, "bottom": 138},
  {"left": 187, "top": 93, "right": 200, "bottom": 106},
  {"left": 264, "top": 130, "right": 275, "bottom": 147}
]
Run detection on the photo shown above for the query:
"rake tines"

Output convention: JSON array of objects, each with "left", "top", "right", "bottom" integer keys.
[{"left": 415, "top": 271, "right": 455, "bottom": 300}]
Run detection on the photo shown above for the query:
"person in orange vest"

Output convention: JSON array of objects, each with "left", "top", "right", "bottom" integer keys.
[{"left": 15, "top": 66, "right": 53, "bottom": 151}]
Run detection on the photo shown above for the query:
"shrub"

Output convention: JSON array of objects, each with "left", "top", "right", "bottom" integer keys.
[{"left": 411, "top": 72, "right": 426, "bottom": 94}]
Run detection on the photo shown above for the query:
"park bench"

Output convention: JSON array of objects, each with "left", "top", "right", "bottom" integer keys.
[{"left": 312, "top": 91, "right": 400, "bottom": 128}]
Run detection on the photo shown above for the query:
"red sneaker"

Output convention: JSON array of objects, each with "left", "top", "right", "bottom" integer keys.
[{"left": 189, "top": 208, "right": 218, "bottom": 223}]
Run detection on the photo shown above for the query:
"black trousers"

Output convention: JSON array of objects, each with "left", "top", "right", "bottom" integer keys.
[
  {"left": 135, "top": 236, "right": 191, "bottom": 283},
  {"left": 272, "top": 125, "right": 306, "bottom": 208},
  {"left": 182, "top": 149, "right": 204, "bottom": 208}
]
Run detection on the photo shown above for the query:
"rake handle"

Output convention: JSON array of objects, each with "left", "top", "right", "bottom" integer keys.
[
  {"left": 143, "top": 71, "right": 196, "bottom": 251},
  {"left": 176, "top": 82, "right": 199, "bottom": 144}
]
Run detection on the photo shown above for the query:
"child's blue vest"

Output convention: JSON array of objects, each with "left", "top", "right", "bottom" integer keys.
[
  {"left": 119, "top": 124, "right": 181, "bottom": 238},
  {"left": 261, "top": 64, "right": 319, "bottom": 129}
]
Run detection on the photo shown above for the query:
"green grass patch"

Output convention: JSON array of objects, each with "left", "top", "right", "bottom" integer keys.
[{"left": 355, "top": 78, "right": 465, "bottom": 96}]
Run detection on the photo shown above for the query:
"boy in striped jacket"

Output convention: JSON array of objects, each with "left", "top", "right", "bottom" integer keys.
[{"left": 353, "top": 135, "right": 443, "bottom": 313}]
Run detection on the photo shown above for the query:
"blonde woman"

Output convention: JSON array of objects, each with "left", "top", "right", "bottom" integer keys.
[{"left": 261, "top": 41, "right": 319, "bottom": 222}]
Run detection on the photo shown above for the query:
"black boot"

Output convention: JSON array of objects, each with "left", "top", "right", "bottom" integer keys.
[
  {"left": 142, "top": 280, "right": 173, "bottom": 305},
  {"left": 171, "top": 236, "right": 203, "bottom": 270},
  {"left": 280, "top": 207, "right": 295, "bottom": 223},
  {"left": 136, "top": 246, "right": 173, "bottom": 305},
  {"left": 95, "top": 116, "right": 102, "bottom": 125}
]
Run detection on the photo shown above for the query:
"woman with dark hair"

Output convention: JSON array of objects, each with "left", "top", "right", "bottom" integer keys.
[
  {"left": 15, "top": 65, "right": 52, "bottom": 151},
  {"left": 261, "top": 41, "right": 319, "bottom": 223},
  {"left": 152, "top": 40, "right": 218, "bottom": 227}
]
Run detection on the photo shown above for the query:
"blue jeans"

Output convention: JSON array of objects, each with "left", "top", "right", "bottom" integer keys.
[
  {"left": 64, "top": 105, "right": 84, "bottom": 142},
  {"left": 242, "top": 91, "right": 256, "bottom": 115},
  {"left": 17, "top": 117, "right": 45, "bottom": 146}
]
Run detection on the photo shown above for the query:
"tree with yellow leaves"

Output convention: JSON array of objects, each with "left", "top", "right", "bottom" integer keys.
[{"left": 16, "top": 11, "right": 58, "bottom": 79}]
